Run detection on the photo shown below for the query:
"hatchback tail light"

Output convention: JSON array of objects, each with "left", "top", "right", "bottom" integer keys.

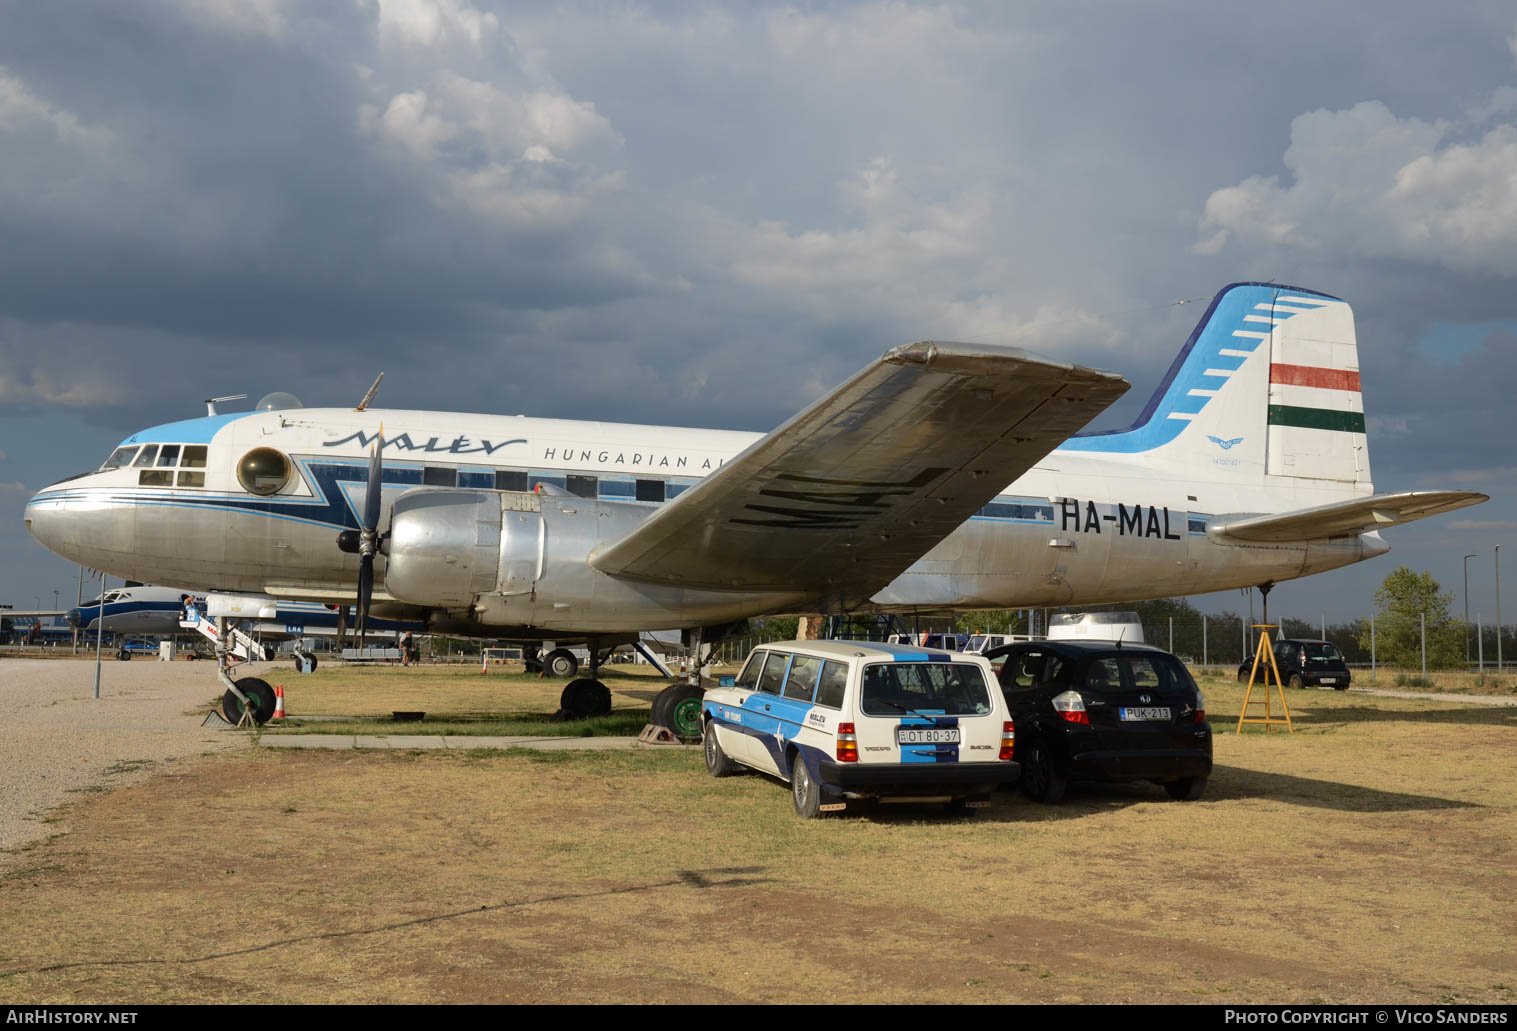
[
  {"left": 1051, "top": 689, "right": 1090, "bottom": 725},
  {"left": 999, "top": 720, "right": 1015, "bottom": 761},
  {"left": 1195, "top": 691, "right": 1207, "bottom": 724},
  {"left": 836, "top": 722, "right": 858, "bottom": 763}
]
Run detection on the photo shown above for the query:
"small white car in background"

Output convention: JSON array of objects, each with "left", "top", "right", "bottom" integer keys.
[{"left": 701, "top": 640, "right": 1019, "bottom": 817}]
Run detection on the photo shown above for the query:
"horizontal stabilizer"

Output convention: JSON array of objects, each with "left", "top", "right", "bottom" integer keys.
[
  {"left": 1207, "top": 491, "right": 1488, "bottom": 543},
  {"left": 591, "top": 340, "right": 1129, "bottom": 600}
]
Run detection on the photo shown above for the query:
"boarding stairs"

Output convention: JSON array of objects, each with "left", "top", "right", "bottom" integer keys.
[{"left": 180, "top": 608, "right": 269, "bottom": 662}]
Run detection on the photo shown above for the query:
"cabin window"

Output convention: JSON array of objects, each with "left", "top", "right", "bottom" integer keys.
[
  {"left": 102, "top": 447, "right": 138, "bottom": 470},
  {"left": 566, "top": 474, "right": 597, "bottom": 499},
  {"left": 459, "top": 470, "right": 494, "bottom": 489},
  {"left": 176, "top": 471, "right": 205, "bottom": 488},
  {"left": 133, "top": 446, "right": 159, "bottom": 468},
  {"left": 138, "top": 469, "right": 173, "bottom": 486},
  {"left": 635, "top": 479, "right": 665, "bottom": 502},
  {"left": 423, "top": 466, "right": 457, "bottom": 487},
  {"left": 495, "top": 470, "right": 528, "bottom": 492},
  {"left": 815, "top": 661, "right": 849, "bottom": 709},
  {"left": 180, "top": 446, "right": 207, "bottom": 469}
]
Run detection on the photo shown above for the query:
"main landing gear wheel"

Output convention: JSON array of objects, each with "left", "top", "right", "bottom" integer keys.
[
  {"left": 222, "top": 677, "right": 276, "bottom": 726},
  {"left": 559, "top": 678, "right": 612, "bottom": 719},
  {"left": 544, "top": 649, "right": 579, "bottom": 679},
  {"left": 651, "top": 683, "right": 706, "bottom": 742}
]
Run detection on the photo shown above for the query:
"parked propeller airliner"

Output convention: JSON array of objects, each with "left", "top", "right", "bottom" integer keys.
[{"left": 24, "top": 283, "right": 1485, "bottom": 716}]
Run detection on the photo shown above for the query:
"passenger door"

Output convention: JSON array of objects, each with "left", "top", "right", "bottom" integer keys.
[{"left": 737, "top": 650, "right": 789, "bottom": 775}]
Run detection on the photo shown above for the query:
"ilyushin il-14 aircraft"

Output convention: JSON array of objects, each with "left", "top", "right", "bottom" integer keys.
[{"left": 24, "top": 282, "right": 1486, "bottom": 723}]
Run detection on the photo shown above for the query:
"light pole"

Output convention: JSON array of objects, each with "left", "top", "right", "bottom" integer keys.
[
  {"left": 1464, "top": 554, "right": 1476, "bottom": 666},
  {"left": 1498, "top": 545, "right": 1504, "bottom": 673}
]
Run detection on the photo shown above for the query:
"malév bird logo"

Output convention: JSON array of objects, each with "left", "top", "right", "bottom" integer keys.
[{"left": 1208, "top": 435, "right": 1244, "bottom": 451}]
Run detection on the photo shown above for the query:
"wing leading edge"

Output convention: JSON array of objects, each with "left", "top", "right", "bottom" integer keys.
[{"left": 590, "top": 340, "right": 1129, "bottom": 601}]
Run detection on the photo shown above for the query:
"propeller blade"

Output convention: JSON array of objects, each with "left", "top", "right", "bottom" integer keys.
[
  {"left": 357, "top": 557, "right": 373, "bottom": 646},
  {"left": 363, "top": 425, "right": 384, "bottom": 532}
]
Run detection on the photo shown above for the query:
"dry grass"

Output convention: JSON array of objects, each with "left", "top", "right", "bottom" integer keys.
[{"left": 1, "top": 670, "right": 1513, "bottom": 1004}]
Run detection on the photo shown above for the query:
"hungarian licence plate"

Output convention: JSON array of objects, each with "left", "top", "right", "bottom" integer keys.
[
  {"left": 1118, "top": 707, "right": 1171, "bottom": 721},
  {"left": 1320, "top": 678, "right": 1337, "bottom": 685},
  {"left": 896, "top": 726, "right": 960, "bottom": 745}
]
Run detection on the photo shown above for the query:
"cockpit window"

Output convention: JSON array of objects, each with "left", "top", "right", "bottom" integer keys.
[
  {"left": 102, "top": 447, "right": 139, "bottom": 470},
  {"left": 156, "top": 445, "right": 180, "bottom": 468},
  {"left": 133, "top": 445, "right": 159, "bottom": 468},
  {"left": 181, "top": 446, "right": 207, "bottom": 469}
]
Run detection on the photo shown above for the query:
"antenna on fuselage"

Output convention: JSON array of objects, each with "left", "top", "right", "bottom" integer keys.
[
  {"left": 204, "top": 394, "right": 248, "bottom": 416},
  {"left": 355, "top": 372, "right": 385, "bottom": 412}
]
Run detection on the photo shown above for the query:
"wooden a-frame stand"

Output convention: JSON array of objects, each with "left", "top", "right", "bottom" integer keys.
[{"left": 1236, "top": 624, "right": 1294, "bottom": 734}]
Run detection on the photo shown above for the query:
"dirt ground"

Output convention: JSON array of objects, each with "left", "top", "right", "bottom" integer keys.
[{"left": 0, "top": 668, "right": 1513, "bottom": 1005}]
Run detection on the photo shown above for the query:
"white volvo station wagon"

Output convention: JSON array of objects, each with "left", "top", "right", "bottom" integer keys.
[{"left": 701, "top": 640, "right": 1020, "bottom": 818}]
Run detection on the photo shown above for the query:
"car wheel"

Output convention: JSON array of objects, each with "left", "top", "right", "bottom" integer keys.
[
  {"left": 1333, "top": 683, "right": 1349, "bottom": 691},
  {"left": 1019, "top": 743, "right": 1067, "bottom": 804},
  {"left": 704, "top": 720, "right": 739, "bottom": 777},
  {"left": 1164, "top": 775, "right": 1207, "bottom": 801},
  {"left": 791, "top": 754, "right": 821, "bottom": 819},
  {"left": 1288, "top": 674, "right": 1305, "bottom": 689},
  {"left": 1236, "top": 666, "right": 1250, "bottom": 683},
  {"left": 117, "top": 649, "right": 131, "bottom": 661}
]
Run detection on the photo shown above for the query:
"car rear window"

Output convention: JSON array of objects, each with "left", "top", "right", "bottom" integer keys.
[
  {"left": 860, "top": 663, "right": 993, "bottom": 717},
  {"left": 1304, "top": 643, "right": 1343, "bottom": 662},
  {"left": 1088, "top": 654, "right": 1194, "bottom": 696}
]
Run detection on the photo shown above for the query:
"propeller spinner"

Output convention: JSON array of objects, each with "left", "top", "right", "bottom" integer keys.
[{"left": 336, "top": 426, "right": 385, "bottom": 649}]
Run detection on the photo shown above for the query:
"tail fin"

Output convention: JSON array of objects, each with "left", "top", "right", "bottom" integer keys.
[{"left": 1058, "top": 282, "right": 1370, "bottom": 491}]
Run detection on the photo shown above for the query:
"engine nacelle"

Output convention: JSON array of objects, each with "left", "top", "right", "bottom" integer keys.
[{"left": 382, "top": 488, "right": 803, "bottom": 632}]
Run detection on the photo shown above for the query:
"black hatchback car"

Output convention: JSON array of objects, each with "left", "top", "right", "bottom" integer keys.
[
  {"left": 1236, "top": 639, "right": 1351, "bottom": 690},
  {"left": 984, "top": 640, "right": 1212, "bottom": 803}
]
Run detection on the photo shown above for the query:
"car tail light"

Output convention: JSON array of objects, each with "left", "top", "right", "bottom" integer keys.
[
  {"left": 999, "top": 720, "right": 1015, "bottom": 761},
  {"left": 836, "top": 722, "right": 858, "bottom": 763},
  {"left": 1052, "top": 690, "right": 1089, "bottom": 725},
  {"left": 1195, "top": 691, "right": 1207, "bottom": 724}
]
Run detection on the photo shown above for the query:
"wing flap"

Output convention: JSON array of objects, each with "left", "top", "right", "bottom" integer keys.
[
  {"left": 1207, "top": 490, "right": 1488, "bottom": 543},
  {"left": 590, "top": 340, "right": 1128, "bottom": 599}
]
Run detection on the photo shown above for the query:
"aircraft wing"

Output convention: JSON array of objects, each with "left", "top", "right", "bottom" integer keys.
[
  {"left": 590, "top": 340, "right": 1129, "bottom": 601},
  {"left": 1206, "top": 490, "right": 1488, "bottom": 543}
]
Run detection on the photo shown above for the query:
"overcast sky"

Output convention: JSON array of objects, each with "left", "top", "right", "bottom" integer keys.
[{"left": 3, "top": 0, "right": 1515, "bottom": 624}]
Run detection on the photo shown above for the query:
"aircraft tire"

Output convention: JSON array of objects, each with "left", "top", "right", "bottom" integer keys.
[
  {"left": 652, "top": 683, "right": 705, "bottom": 741},
  {"left": 544, "top": 649, "right": 578, "bottom": 679},
  {"left": 222, "top": 677, "right": 276, "bottom": 726},
  {"left": 560, "top": 678, "right": 612, "bottom": 719}
]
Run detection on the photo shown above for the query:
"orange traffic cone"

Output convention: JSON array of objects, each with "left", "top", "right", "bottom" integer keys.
[{"left": 272, "top": 684, "right": 287, "bottom": 720}]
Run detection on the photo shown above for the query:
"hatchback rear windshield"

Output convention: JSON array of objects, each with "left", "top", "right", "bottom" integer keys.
[
  {"left": 860, "top": 663, "right": 993, "bottom": 717},
  {"left": 1303, "top": 643, "right": 1343, "bottom": 662}
]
